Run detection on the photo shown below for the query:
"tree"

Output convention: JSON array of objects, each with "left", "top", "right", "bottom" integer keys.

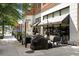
[
  {"left": 0, "top": 3, "right": 21, "bottom": 38},
  {"left": 0, "top": 3, "right": 32, "bottom": 38}
]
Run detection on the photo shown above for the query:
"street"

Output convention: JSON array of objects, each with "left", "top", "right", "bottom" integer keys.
[{"left": 0, "top": 35, "right": 79, "bottom": 56}]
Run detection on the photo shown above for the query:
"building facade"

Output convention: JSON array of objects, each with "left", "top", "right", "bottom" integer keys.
[{"left": 24, "top": 3, "right": 79, "bottom": 45}]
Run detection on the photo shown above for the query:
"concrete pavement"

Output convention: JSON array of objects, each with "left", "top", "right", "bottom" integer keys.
[{"left": 0, "top": 35, "right": 79, "bottom": 56}]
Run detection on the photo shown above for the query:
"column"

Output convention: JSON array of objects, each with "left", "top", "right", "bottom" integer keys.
[
  {"left": 69, "top": 3, "right": 79, "bottom": 45},
  {"left": 40, "top": 26, "right": 43, "bottom": 35}
]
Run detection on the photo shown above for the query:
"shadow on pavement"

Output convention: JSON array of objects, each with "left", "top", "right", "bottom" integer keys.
[{"left": 25, "top": 49, "right": 35, "bottom": 54}]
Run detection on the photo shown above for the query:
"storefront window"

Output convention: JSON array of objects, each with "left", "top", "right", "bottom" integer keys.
[
  {"left": 48, "top": 13, "right": 52, "bottom": 19},
  {"left": 35, "top": 17, "right": 41, "bottom": 23},
  {"left": 39, "top": 17, "right": 41, "bottom": 22},
  {"left": 43, "top": 15, "right": 48, "bottom": 20},
  {"left": 53, "top": 11, "right": 60, "bottom": 17},
  {"left": 61, "top": 7, "right": 69, "bottom": 15},
  {"left": 43, "top": 3, "right": 46, "bottom": 5}
]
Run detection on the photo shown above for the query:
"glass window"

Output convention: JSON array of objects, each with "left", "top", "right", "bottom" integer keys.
[
  {"left": 43, "top": 3, "right": 46, "bottom": 5},
  {"left": 39, "top": 17, "right": 41, "bottom": 22},
  {"left": 37, "top": 4, "right": 41, "bottom": 8},
  {"left": 43, "top": 15, "right": 48, "bottom": 20},
  {"left": 54, "top": 11, "right": 60, "bottom": 17},
  {"left": 48, "top": 13, "right": 52, "bottom": 19},
  {"left": 35, "top": 17, "right": 41, "bottom": 23},
  {"left": 36, "top": 18, "right": 39, "bottom": 23},
  {"left": 61, "top": 7, "right": 69, "bottom": 15}
]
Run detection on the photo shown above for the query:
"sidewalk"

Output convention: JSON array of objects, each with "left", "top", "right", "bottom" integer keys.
[{"left": 1, "top": 34, "right": 79, "bottom": 56}]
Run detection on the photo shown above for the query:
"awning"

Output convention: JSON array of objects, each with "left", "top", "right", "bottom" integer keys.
[
  {"left": 32, "top": 22, "right": 40, "bottom": 27},
  {"left": 38, "top": 19, "right": 48, "bottom": 26},
  {"left": 38, "top": 13, "right": 69, "bottom": 26}
]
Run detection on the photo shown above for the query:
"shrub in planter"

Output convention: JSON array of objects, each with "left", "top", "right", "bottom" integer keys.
[
  {"left": 0, "top": 36, "right": 3, "bottom": 39},
  {"left": 17, "top": 32, "right": 22, "bottom": 42},
  {"left": 30, "top": 34, "right": 48, "bottom": 50}
]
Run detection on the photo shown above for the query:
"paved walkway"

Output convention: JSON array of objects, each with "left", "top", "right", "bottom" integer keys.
[{"left": 0, "top": 35, "right": 79, "bottom": 56}]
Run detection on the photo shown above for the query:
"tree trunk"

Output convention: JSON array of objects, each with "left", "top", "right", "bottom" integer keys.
[{"left": 2, "top": 20, "right": 4, "bottom": 38}]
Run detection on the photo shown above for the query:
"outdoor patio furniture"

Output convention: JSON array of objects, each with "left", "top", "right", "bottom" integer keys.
[
  {"left": 49, "top": 35, "right": 55, "bottom": 42},
  {"left": 52, "top": 35, "right": 61, "bottom": 46}
]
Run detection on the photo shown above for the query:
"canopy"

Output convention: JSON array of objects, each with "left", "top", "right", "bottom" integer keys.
[
  {"left": 33, "top": 22, "right": 40, "bottom": 27},
  {"left": 38, "top": 13, "right": 69, "bottom": 26}
]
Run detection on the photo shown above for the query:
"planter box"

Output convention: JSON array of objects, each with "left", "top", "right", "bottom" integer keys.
[{"left": 0, "top": 36, "right": 3, "bottom": 39}]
